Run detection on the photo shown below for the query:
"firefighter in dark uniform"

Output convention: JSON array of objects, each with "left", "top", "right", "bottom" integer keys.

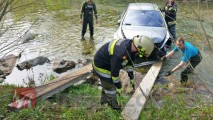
[
  {"left": 93, "top": 36, "right": 154, "bottom": 110},
  {"left": 161, "top": 0, "right": 177, "bottom": 41},
  {"left": 80, "top": 0, "right": 98, "bottom": 40}
]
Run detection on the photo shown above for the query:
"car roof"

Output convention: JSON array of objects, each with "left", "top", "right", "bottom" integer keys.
[{"left": 127, "top": 3, "right": 159, "bottom": 11}]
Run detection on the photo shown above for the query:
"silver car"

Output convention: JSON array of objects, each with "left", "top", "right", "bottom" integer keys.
[{"left": 114, "top": 3, "right": 172, "bottom": 61}]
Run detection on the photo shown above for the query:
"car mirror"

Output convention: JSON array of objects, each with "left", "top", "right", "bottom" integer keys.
[{"left": 117, "top": 19, "right": 121, "bottom": 25}]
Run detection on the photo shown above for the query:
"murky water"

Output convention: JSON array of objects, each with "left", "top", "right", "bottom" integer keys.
[{"left": 0, "top": 0, "right": 213, "bottom": 87}]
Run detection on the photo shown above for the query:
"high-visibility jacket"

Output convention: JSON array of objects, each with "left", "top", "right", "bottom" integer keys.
[
  {"left": 164, "top": 2, "right": 177, "bottom": 23},
  {"left": 93, "top": 39, "right": 135, "bottom": 83}
]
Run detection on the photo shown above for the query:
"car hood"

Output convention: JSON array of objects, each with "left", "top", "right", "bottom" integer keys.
[{"left": 122, "top": 26, "right": 167, "bottom": 43}]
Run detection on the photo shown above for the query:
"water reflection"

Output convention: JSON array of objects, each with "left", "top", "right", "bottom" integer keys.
[
  {"left": 81, "top": 39, "right": 95, "bottom": 56},
  {"left": 0, "top": 0, "right": 213, "bottom": 87}
]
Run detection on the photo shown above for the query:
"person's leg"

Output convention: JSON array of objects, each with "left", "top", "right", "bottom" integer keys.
[
  {"left": 168, "top": 24, "right": 176, "bottom": 41},
  {"left": 88, "top": 20, "right": 94, "bottom": 38},
  {"left": 180, "top": 59, "right": 201, "bottom": 84},
  {"left": 98, "top": 75, "right": 121, "bottom": 110},
  {"left": 82, "top": 19, "right": 88, "bottom": 39}
]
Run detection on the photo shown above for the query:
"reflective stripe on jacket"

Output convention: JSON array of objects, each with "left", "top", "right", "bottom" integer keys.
[{"left": 93, "top": 39, "right": 135, "bottom": 81}]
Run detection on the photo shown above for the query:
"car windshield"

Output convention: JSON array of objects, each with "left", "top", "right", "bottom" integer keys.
[{"left": 122, "top": 10, "right": 164, "bottom": 27}]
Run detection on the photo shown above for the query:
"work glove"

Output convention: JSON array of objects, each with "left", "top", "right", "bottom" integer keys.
[
  {"left": 165, "top": 70, "right": 173, "bottom": 76},
  {"left": 169, "top": 7, "right": 176, "bottom": 12},
  {"left": 116, "top": 88, "right": 122, "bottom": 95},
  {"left": 130, "top": 79, "right": 135, "bottom": 90},
  {"left": 161, "top": 56, "right": 167, "bottom": 62}
]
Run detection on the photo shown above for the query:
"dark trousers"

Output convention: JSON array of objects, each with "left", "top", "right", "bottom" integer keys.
[
  {"left": 180, "top": 53, "right": 202, "bottom": 83},
  {"left": 93, "top": 69, "right": 120, "bottom": 110},
  {"left": 82, "top": 19, "right": 94, "bottom": 37},
  {"left": 168, "top": 24, "right": 176, "bottom": 41}
]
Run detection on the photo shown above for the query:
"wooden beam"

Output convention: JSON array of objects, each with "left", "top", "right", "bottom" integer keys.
[
  {"left": 8, "top": 64, "right": 93, "bottom": 109},
  {"left": 122, "top": 61, "right": 162, "bottom": 120}
]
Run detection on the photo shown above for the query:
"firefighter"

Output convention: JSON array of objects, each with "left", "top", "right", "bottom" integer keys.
[
  {"left": 92, "top": 35, "right": 154, "bottom": 110},
  {"left": 161, "top": 0, "right": 177, "bottom": 41},
  {"left": 161, "top": 37, "right": 202, "bottom": 84},
  {"left": 80, "top": 0, "right": 98, "bottom": 40}
]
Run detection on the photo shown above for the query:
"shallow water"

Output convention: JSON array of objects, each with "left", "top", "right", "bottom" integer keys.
[{"left": 0, "top": 0, "right": 212, "bottom": 87}]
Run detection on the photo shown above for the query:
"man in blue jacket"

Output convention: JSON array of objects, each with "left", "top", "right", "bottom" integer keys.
[{"left": 162, "top": 37, "right": 202, "bottom": 84}]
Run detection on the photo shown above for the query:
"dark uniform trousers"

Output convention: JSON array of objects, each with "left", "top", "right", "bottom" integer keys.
[
  {"left": 82, "top": 18, "right": 94, "bottom": 37},
  {"left": 93, "top": 69, "right": 120, "bottom": 109}
]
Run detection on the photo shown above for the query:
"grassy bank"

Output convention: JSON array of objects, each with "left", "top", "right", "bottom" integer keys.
[{"left": 0, "top": 83, "right": 212, "bottom": 119}]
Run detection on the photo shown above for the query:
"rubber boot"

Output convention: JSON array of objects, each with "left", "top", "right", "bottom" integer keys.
[
  {"left": 107, "top": 95, "right": 121, "bottom": 111},
  {"left": 100, "top": 90, "right": 108, "bottom": 105}
]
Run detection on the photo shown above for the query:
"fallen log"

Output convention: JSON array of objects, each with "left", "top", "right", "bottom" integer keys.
[{"left": 122, "top": 61, "right": 162, "bottom": 120}]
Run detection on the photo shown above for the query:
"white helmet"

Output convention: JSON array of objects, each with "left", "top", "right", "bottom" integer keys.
[{"left": 133, "top": 35, "right": 154, "bottom": 57}]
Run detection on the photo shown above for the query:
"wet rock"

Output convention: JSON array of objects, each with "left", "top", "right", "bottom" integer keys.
[
  {"left": 22, "top": 30, "right": 38, "bottom": 44},
  {"left": 16, "top": 56, "right": 50, "bottom": 71},
  {"left": 0, "top": 77, "right": 4, "bottom": 83},
  {"left": 77, "top": 59, "right": 92, "bottom": 65},
  {"left": 76, "top": 59, "right": 92, "bottom": 68},
  {"left": 52, "top": 60, "right": 76, "bottom": 73},
  {"left": 0, "top": 54, "right": 18, "bottom": 76}
]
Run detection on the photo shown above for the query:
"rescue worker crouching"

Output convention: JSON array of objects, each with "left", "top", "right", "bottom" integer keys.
[{"left": 92, "top": 35, "right": 154, "bottom": 110}]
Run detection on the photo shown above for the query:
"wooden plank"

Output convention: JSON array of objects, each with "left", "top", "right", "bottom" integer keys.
[
  {"left": 122, "top": 61, "right": 162, "bottom": 120},
  {"left": 8, "top": 64, "right": 93, "bottom": 109},
  {"left": 35, "top": 64, "right": 92, "bottom": 98}
]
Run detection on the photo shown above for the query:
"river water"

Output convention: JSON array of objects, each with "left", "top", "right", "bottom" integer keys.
[{"left": 0, "top": 0, "right": 212, "bottom": 88}]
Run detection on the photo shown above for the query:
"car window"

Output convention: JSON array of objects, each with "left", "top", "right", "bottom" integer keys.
[{"left": 122, "top": 10, "right": 164, "bottom": 27}]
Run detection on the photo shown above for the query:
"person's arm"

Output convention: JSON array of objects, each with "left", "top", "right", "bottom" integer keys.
[
  {"left": 161, "top": 50, "right": 175, "bottom": 61},
  {"left": 80, "top": 2, "right": 85, "bottom": 23},
  {"left": 170, "top": 61, "right": 186, "bottom": 73},
  {"left": 93, "top": 3, "right": 98, "bottom": 23},
  {"left": 166, "top": 50, "right": 175, "bottom": 59},
  {"left": 168, "top": 3, "right": 177, "bottom": 13},
  {"left": 111, "top": 55, "right": 122, "bottom": 88},
  {"left": 165, "top": 61, "right": 186, "bottom": 76}
]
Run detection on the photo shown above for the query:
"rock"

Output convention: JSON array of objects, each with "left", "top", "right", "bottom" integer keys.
[
  {"left": 22, "top": 30, "right": 38, "bottom": 44},
  {"left": 52, "top": 60, "right": 76, "bottom": 73},
  {"left": 0, "top": 54, "right": 18, "bottom": 76},
  {"left": 77, "top": 59, "right": 92, "bottom": 65},
  {"left": 0, "top": 77, "right": 4, "bottom": 83},
  {"left": 16, "top": 56, "right": 50, "bottom": 71}
]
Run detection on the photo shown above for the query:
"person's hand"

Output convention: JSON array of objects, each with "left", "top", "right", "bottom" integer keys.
[
  {"left": 80, "top": 19, "right": 83, "bottom": 24},
  {"left": 130, "top": 79, "right": 135, "bottom": 90},
  {"left": 161, "top": 56, "right": 167, "bottom": 62},
  {"left": 165, "top": 70, "right": 173, "bottom": 76}
]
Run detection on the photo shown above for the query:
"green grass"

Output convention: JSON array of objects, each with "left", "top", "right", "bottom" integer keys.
[
  {"left": 1, "top": 83, "right": 212, "bottom": 120},
  {"left": 2, "top": 84, "right": 124, "bottom": 120},
  {"left": 140, "top": 86, "right": 213, "bottom": 120}
]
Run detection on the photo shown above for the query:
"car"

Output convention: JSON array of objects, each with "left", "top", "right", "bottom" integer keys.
[{"left": 114, "top": 3, "right": 172, "bottom": 62}]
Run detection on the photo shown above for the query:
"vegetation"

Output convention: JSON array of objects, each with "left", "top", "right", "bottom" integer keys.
[{"left": 0, "top": 0, "right": 212, "bottom": 119}]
